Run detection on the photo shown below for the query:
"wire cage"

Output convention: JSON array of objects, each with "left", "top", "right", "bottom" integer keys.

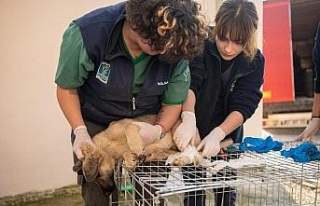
[{"left": 111, "top": 142, "right": 320, "bottom": 206}]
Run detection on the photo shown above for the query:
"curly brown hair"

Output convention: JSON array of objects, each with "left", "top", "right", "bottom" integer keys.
[{"left": 126, "top": 0, "right": 208, "bottom": 63}]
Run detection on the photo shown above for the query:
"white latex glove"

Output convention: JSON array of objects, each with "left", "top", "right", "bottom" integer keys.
[
  {"left": 73, "top": 125, "right": 95, "bottom": 159},
  {"left": 132, "top": 122, "right": 162, "bottom": 146},
  {"left": 173, "top": 111, "right": 197, "bottom": 151},
  {"left": 296, "top": 118, "right": 320, "bottom": 141},
  {"left": 197, "top": 127, "right": 225, "bottom": 157}
]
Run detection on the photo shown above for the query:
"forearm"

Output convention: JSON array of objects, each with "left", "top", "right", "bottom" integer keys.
[
  {"left": 219, "top": 111, "right": 244, "bottom": 136},
  {"left": 158, "top": 89, "right": 196, "bottom": 132},
  {"left": 56, "top": 85, "right": 85, "bottom": 130},
  {"left": 312, "top": 93, "right": 320, "bottom": 117},
  {"left": 156, "top": 104, "right": 182, "bottom": 133},
  {"left": 181, "top": 89, "right": 196, "bottom": 112}
]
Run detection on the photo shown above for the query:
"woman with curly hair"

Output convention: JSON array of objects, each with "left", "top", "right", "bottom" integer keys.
[{"left": 55, "top": 0, "right": 207, "bottom": 205}]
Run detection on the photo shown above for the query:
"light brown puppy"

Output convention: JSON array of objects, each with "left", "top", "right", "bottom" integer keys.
[{"left": 73, "top": 115, "right": 233, "bottom": 193}]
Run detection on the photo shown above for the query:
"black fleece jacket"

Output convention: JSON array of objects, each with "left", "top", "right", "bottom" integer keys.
[
  {"left": 313, "top": 22, "right": 320, "bottom": 93},
  {"left": 190, "top": 40, "right": 265, "bottom": 143}
]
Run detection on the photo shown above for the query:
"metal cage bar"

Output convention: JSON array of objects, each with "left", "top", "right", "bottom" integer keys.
[{"left": 111, "top": 142, "right": 320, "bottom": 206}]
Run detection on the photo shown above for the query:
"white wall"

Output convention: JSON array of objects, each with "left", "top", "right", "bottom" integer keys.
[
  {"left": 243, "top": 0, "right": 264, "bottom": 137},
  {"left": 198, "top": 0, "right": 222, "bottom": 25},
  {"left": 0, "top": 0, "right": 263, "bottom": 198},
  {"left": 0, "top": 0, "right": 123, "bottom": 197}
]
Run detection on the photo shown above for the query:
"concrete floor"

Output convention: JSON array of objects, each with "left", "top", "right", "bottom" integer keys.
[
  {"left": 0, "top": 185, "right": 82, "bottom": 206},
  {"left": 22, "top": 193, "right": 82, "bottom": 206}
]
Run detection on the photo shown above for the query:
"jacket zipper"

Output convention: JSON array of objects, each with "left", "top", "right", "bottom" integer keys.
[
  {"left": 230, "top": 77, "right": 237, "bottom": 92},
  {"left": 132, "top": 96, "right": 136, "bottom": 110}
]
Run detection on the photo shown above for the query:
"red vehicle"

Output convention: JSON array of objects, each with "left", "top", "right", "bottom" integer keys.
[{"left": 262, "top": 0, "right": 320, "bottom": 120}]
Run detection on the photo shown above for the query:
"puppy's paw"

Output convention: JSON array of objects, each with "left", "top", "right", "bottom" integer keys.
[
  {"left": 138, "top": 154, "right": 146, "bottom": 163},
  {"left": 220, "top": 138, "right": 234, "bottom": 150},
  {"left": 125, "top": 123, "right": 144, "bottom": 156},
  {"left": 123, "top": 152, "right": 138, "bottom": 170},
  {"left": 166, "top": 146, "right": 203, "bottom": 166},
  {"left": 170, "top": 156, "right": 191, "bottom": 167}
]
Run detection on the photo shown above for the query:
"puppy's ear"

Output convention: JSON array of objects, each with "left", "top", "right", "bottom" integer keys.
[
  {"left": 82, "top": 151, "right": 103, "bottom": 182},
  {"left": 73, "top": 160, "right": 82, "bottom": 172}
]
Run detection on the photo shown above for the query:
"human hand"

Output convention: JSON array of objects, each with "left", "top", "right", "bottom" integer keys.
[
  {"left": 174, "top": 111, "right": 197, "bottom": 151},
  {"left": 295, "top": 118, "right": 320, "bottom": 141},
  {"left": 197, "top": 127, "right": 225, "bottom": 157},
  {"left": 132, "top": 122, "right": 162, "bottom": 146},
  {"left": 73, "top": 125, "right": 95, "bottom": 159}
]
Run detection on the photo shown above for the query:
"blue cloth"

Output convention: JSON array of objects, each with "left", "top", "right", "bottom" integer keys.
[
  {"left": 281, "top": 142, "right": 320, "bottom": 163},
  {"left": 239, "top": 136, "right": 283, "bottom": 153}
]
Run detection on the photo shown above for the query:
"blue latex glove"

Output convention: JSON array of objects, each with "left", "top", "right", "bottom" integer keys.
[
  {"left": 281, "top": 142, "right": 320, "bottom": 163},
  {"left": 239, "top": 136, "right": 283, "bottom": 153}
]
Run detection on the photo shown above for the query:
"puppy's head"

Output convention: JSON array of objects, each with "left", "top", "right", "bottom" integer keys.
[
  {"left": 73, "top": 143, "right": 102, "bottom": 181},
  {"left": 72, "top": 142, "right": 117, "bottom": 195}
]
